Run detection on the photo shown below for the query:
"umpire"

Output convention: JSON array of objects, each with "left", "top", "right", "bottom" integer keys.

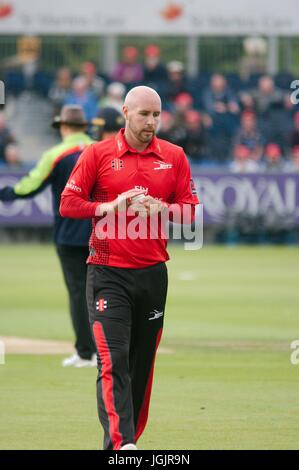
[{"left": 0, "top": 105, "right": 97, "bottom": 367}]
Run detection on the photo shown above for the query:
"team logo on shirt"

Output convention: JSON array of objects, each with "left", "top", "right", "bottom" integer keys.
[
  {"left": 111, "top": 158, "right": 124, "bottom": 171},
  {"left": 96, "top": 298, "right": 108, "bottom": 312},
  {"left": 153, "top": 161, "right": 173, "bottom": 170}
]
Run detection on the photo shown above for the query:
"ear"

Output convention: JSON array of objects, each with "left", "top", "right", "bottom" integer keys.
[
  {"left": 122, "top": 105, "right": 129, "bottom": 120},
  {"left": 59, "top": 124, "right": 66, "bottom": 136}
]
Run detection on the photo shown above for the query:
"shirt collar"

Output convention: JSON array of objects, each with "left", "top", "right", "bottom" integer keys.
[{"left": 115, "top": 128, "right": 163, "bottom": 159}]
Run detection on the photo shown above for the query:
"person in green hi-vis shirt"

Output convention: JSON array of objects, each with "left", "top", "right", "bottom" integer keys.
[{"left": 0, "top": 105, "right": 98, "bottom": 367}]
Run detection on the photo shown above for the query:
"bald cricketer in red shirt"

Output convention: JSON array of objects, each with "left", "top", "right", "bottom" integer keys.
[{"left": 60, "top": 86, "right": 199, "bottom": 450}]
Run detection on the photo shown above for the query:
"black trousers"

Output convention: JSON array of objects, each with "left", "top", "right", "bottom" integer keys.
[
  {"left": 56, "top": 245, "right": 96, "bottom": 360},
  {"left": 86, "top": 262, "right": 168, "bottom": 450}
]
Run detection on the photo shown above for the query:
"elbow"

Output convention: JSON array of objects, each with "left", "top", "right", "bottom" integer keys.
[
  {"left": 59, "top": 204, "right": 66, "bottom": 218},
  {"left": 59, "top": 197, "right": 69, "bottom": 218}
]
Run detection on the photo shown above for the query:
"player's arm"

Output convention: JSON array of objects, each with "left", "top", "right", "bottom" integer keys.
[
  {"left": 59, "top": 145, "right": 146, "bottom": 219},
  {"left": 59, "top": 144, "right": 99, "bottom": 219},
  {"left": 167, "top": 149, "right": 199, "bottom": 224},
  {"left": 142, "top": 149, "right": 199, "bottom": 223},
  {"left": 0, "top": 149, "right": 55, "bottom": 202}
]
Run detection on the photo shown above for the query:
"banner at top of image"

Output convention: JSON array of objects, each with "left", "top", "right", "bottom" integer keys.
[{"left": 0, "top": 0, "right": 298, "bottom": 36}]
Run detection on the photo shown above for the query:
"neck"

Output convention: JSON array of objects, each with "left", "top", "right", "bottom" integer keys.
[{"left": 124, "top": 128, "right": 151, "bottom": 152}]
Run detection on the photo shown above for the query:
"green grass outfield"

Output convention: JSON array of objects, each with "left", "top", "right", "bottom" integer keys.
[{"left": 0, "top": 244, "right": 299, "bottom": 450}]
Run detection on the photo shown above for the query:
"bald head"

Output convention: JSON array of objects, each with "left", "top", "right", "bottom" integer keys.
[
  {"left": 122, "top": 86, "right": 162, "bottom": 151},
  {"left": 124, "top": 86, "right": 161, "bottom": 110}
]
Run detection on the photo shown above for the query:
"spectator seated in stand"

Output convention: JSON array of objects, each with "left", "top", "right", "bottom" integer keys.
[
  {"left": 240, "top": 75, "right": 287, "bottom": 113},
  {"left": 202, "top": 73, "right": 240, "bottom": 117},
  {"left": 157, "top": 110, "right": 186, "bottom": 147},
  {"left": 172, "top": 92, "right": 194, "bottom": 125},
  {"left": 17, "top": 35, "right": 41, "bottom": 89},
  {"left": 230, "top": 144, "right": 260, "bottom": 173},
  {"left": 6, "top": 55, "right": 297, "bottom": 172},
  {"left": 80, "top": 61, "right": 105, "bottom": 100},
  {"left": 99, "top": 82, "right": 126, "bottom": 114},
  {"left": 286, "top": 146, "right": 299, "bottom": 172},
  {"left": 232, "top": 110, "right": 264, "bottom": 162},
  {"left": 240, "top": 75, "right": 293, "bottom": 149},
  {"left": 4, "top": 144, "right": 22, "bottom": 167},
  {"left": 64, "top": 76, "right": 98, "bottom": 122},
  {"left": 182, "top": 110, "right": 209, "bottom": 164},
  {"left": 143, "top": 44, "right": 168, "bottom": 88},
  {"left": 262, "top": 143, "right": 285, "bottom": 172},
  {"left": 0, "top": 112, "right": 17, "bottom": 165},
  {"left": 111, "top": 46, "right": 144, "bottom": 85},
  {"left": 165, "top": 61, "right": 192, "bottom": 105},
  {"left": 289, "top": 111, "right": 299, "bottom": 149},
  {"left": 202, "top": 73, "right": 240, "bottom": 162},
  {"left": 48, "top": 67, "right": 73, "bottom": 116}
]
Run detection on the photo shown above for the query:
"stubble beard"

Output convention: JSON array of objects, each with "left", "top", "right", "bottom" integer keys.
[
  {"left": 128, "top": 121, "right": 154, "bottom": 144},
  {"left": 140, "top": 132, "right": 153, "bottom": 143}
]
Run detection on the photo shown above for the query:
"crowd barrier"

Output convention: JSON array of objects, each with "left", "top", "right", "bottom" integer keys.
[{"left": 0, "top": 169, "right": 298, "bottom": 227}]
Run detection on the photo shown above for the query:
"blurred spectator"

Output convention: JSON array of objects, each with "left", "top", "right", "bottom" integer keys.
[
  {"left": 0, "top": 112, "right": 17, "bottom": 164},
  {"left": 157, "top": 110, "right": 186, "bottom": 147},
  {"left": 239, "top": 36, "right": 267, "bottom": 80},
  {"left": 202, "top": 73, "right": 240, "bottom": 116},
  {"left": 80, "top": 61, "right": 105, "bottom": 99},
  {"left": 111, "top": 46, "right": 144, "bottom": 84},
  {"left": 173, "top": 92, "right": 194, "bottom": 124},
  {"left": 230, "top": 144, "right": 260, "bottom": 173},
  {"left": 240, "top": 75, "right": 291, "bottom": 148},
  {"left": 99, "top": 82, "right": 126, "bottom": 113},
  {"left": 165, "top": 61, "right": 190, "bottom": 103},
  {"left": 17, "top": 35, "right": 41, "bottom": 89},
  {"left": 202, "top": 73, "right": 239, "bottom": 162},
  {"left": 182, "top": 110, "right": 208, "bottom": 164},
  {"left": 64, "top": 76, "right": 98, "bottom": 121},
  {"left": 174, "top": 92, "right": 194, "bottom": 110},
  {"left": 4, "top": 144, "right": 22, "bottom": 167},
  {"left": 241, "top": 75, "right": 287, "bottom": 113},
  {"left": 286, "top": 146, "right": 299, "bottom": 172},
  {"left": 48, "top": 67, "right": 72, "bottom": 115},
  {"left": 157, "top": 111, "right": 175, "bottom": 140},
  {"left": 289, "top": 111, "right": 299, "bottom": 149},
  {"left": 262, "top": 143, "right": 285, "bottom": 172},
  {"left": 233, "top": 110, "right": 264, "bottom": 161},
  {"left": 143, "top": 44, "right": 168, "bottom": 86}
]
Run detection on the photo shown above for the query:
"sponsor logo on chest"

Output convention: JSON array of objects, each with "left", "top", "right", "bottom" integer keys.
[{"left": 153, "top": 161, "right": 173, "bottom": 170}]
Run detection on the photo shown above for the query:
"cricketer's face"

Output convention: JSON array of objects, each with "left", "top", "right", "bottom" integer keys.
[{"left": 123, "top": 95, "right": 161, "bottom": 145}]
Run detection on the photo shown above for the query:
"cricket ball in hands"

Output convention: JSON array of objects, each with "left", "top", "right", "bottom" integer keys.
[{"left": 130, "top": 194, "right": 146, "bottom": 203}]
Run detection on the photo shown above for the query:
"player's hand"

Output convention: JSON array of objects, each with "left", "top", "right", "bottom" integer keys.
[
  {"left": 141, "top": 195, "right": 168, "bottom": 216},
  {"left": 127, "top": 202, "right": 148, "bottom": 218},
  {"left": 118, "top": 188, "right": 147, "bottom": 208},
  {"left": 0, "top": 186, "right": 16, "bottom": 202},
  {"left": 95, "top": 189, "right": 147, "bottom": 216}
]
